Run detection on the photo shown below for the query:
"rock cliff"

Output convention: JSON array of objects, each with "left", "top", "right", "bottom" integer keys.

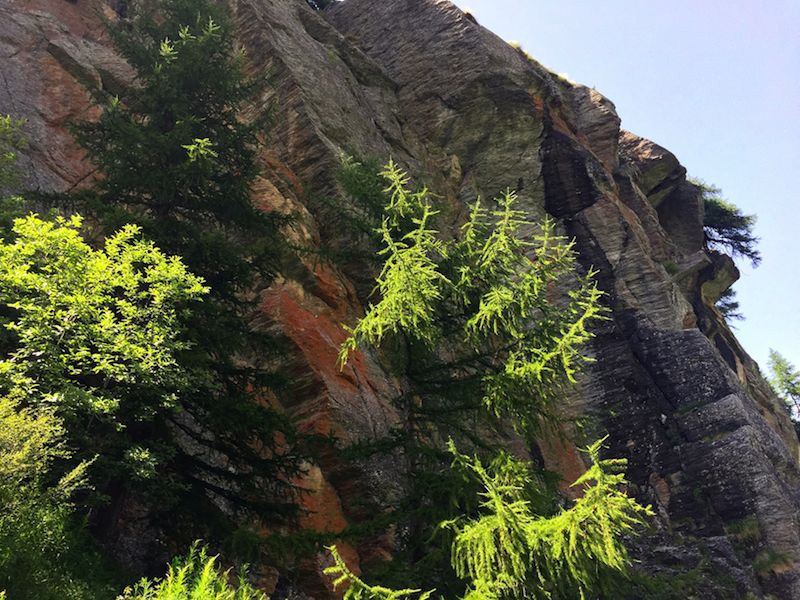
[{"left": 2, "top": 0, "right": 798, "bottom": 597}]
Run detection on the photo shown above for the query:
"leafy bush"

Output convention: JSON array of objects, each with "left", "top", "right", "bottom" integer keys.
[
  {"left": 0, "top": 396, "right": 114, "bottom": 599},
  {"left": 0, "top": 116, "right": 27, "bottom": 236},
  {"left": 119, "top": 543, "right": 266, "bottom": 600},
  {"left": 0, "top": 214, "right": 207, "bottom": 500}
]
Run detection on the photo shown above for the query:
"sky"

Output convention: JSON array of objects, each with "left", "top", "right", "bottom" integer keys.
[{"left": 454, "top": 0, "right": 800, "bottom": 373}]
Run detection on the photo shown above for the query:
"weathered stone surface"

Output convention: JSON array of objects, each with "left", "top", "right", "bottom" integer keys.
[
  {"left": 619, "top": 129, "right": 687, "bottom": 207},
  {"left": 701, "top": 251, "right": 741, "bottom": 303},
  {"left": 0, "top": 0, "right": 132, "bottom": 192},
  {"left": 2, "top": 0, "right": 798, "bottom": 597}
]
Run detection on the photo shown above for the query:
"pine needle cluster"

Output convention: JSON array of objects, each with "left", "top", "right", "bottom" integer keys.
[
  {"left": 693, "top": 178, "right": 760, "bottom": 267},
  {"left": 325, "top": 546, "right": 433, "bottom": 600},
  {"left": 446, "top": 439, "right": 652, "bottom": 599},
  {"left": 327, "top": 438, "right": 652, "bottom": 600},
  {"left": 119, "top": 543, "right": 266, "bottom": 600},
  {"left": 50, "top": 0, "right": 311, "bottom": 526},
  {"left": 339, "top": 161, "right": 605, "bottom": 435}
]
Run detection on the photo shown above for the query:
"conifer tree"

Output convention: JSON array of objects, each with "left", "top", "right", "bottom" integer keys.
[
  {"left": 716, "top": 288, "right": 744, "bottom": 322},
  {"left": 325, "top": 439, "right": 652, "bottom": 600},
  {"left": 51, "top": 0, "right": 309, "bottom": 532},
  {"left": 768, "top": 349, "right": 800, "bottom": 422},
  {"left": 694, "top": 178, "right": 761, "bottom": 267},
  {"left": 339, "top": 161, "right": 605, "bottom": 435},
  {"left": 334, "top": 162, "right": 648, "bottom": 596}
]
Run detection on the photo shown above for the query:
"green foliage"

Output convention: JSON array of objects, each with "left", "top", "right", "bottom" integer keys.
[
  {"left": 339, "top": 189, "right": 447, "bottom": 359},
  {"left": 57, "top": 0, "right": 310, "bottom": 524},
  {"left": 768, "top": 349, "right": 800, "bottom": 423},
  {"left": 333, "top": 162, "right": 647, "bottom": 597},
  {"left": 0, "top": 214, "right": 206, "bottom": 498},
  {"left": 753, "top": 549, "right": 793, "bottom": 577},
  {"left": 70, "top": 0, "right": 279, "bottom": 296},
  {"left": 444, "top": 439, "right": 652, "bottom": 600},
  {"left": 337, "top": 155, "right": 391, "bottom": 230},
  {"left": 119, "top": 543, "right": 266, "bottom": 600},
  {"left": 694, "top": 179, "right": 761, "bottom": 267},
  {"left": 0, "top": 116, "right": 27, "bottom": 235},
  {"left": 716, "top": 288, "right": 743, "bottom": 322},
  {"left": 340, "top": 161, "right": 605, "bottom": 435},
  {"left": 325, "top": 546, "right": 433, "bottom": 600},
  {"left": 326, "top": 440, "right": 652, "bottom": 600},
  {"left": 0, "top": 396, "right": 116, "bottom": 599},
  {"left": 0, "top": 115, "right": 26, "bottom": 190}
]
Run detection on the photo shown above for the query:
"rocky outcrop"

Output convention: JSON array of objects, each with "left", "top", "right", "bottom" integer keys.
[{"left": 2, "top": 0, "right": 798, "bottom": 597}]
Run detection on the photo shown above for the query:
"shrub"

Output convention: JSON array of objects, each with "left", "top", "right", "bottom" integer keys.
[
  {"left": 0, "top": 214, "right": 206, "bottom": 501},
  {"left": 119, "top": 543, "right": 266, "bottom": 600},
  {"left": 0, "top": 396, "right": 114, "bottom": 599}
]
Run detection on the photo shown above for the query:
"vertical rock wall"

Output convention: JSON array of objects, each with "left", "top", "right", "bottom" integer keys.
[{"left": 1, "top": 0, "right": 798, "bottom": 596}]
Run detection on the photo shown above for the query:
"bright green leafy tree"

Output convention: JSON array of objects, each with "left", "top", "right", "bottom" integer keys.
[
  {"left": 0, "top": 396, "right": 111, "bottom": 599},
  {"left": 0, "top": 120, "right": 119, "bottom": 599},
  {"left": 0, "top": 214, "right": 207, "bottom": 500}
]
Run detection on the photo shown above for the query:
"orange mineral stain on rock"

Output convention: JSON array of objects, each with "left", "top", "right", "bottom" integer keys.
[{"left": 537, "top": 428, "right": 587, "bottom": 500}]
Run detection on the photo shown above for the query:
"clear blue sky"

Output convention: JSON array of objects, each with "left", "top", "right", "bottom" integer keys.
[{"left": 454, "top": 0, "right": 800, "bottom": 373}]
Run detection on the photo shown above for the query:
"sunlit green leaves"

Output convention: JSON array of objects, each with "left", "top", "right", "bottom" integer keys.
[
  {"left": 339, "top": 163, "right": 606, "bottom": 435},
  {"left": 120, "top": 543, "right": 266, "bottom": 600},
  {"left": 324, "top": 545, "right": 433, "bottom": 600},
  {"left": 0, "top": 396, "right": 99, "bottom": 599},
  {"left": 0, "top": 214, "right": 206, "bottom": 483},
  {"left": 444, "top": 439, "right": 653, "bottom": 600}
]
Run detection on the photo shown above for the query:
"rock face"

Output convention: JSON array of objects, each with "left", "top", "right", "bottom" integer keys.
[{"left": 2, "top": 0, "right": 799, "bottom": 597}]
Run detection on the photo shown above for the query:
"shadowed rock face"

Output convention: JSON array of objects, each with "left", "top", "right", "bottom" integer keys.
[{"left": 2, "top": 0, "right": 798, "bottom": 597}]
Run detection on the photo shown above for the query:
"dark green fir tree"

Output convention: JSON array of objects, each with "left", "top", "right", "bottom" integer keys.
[{"left": 54, "top": 0, "right": 309, "bottom": 540}]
